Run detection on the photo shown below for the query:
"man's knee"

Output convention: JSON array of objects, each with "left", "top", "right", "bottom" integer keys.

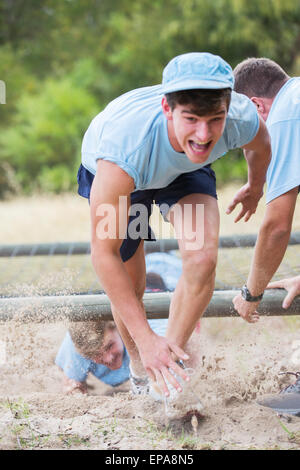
[{"left": 181, "top": 247, "right": 217, "bottom": 285}]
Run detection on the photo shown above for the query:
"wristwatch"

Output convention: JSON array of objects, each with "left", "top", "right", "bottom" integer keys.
[{"left": 241, "top": 284, "right": 264, "bottom": 302}]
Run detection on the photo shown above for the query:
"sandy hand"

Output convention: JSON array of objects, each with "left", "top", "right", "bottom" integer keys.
[
  {"left": 136, "top": 332, "right": 190, "bottom": 397},
  {"left": 62, "top": 376, "right": 88, "bottom": 395}
]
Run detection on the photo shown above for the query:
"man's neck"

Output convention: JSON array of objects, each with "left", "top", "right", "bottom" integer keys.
[{"left": 263, "top": 78, "right": 290, "bottom": 121}]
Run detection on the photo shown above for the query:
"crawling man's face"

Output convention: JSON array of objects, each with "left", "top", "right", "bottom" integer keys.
[{"left": 90, "top": 328, "right": 124, "bottom": 370}]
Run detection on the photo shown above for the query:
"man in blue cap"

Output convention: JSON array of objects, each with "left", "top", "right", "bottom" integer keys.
[{"left": 79, "top": 52, "right": 271, "bottom": 412}]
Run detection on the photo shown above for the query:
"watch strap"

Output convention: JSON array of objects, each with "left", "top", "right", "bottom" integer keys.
[{"left": 241, "top": 284, "right": 264, "bottom": 302}]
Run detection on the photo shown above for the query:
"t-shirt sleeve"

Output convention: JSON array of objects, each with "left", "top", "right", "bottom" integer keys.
[
  {"left": 94, "top": 122, "right": 142, "bottom": 188},
  {"left": 266, "top": 120, "right": 300, "bottom": 203},
  {"left": 81, "top": 119, "right": 141, "bottom": 187}
]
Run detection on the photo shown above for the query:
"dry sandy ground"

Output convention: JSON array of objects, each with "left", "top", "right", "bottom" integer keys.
[
  {"left": 1, "top": 317, "right": 300, "bottom": 450},
  {"left": 1, "top": 185, "right": 300, "bottom": 450}
]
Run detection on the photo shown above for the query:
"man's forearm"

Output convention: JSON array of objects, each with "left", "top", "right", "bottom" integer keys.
[
  {"left": 246, "top": 225, "right": 291, "bottom": 296},
  {"left": 243, "top": 116, "right": 271, "bottom": 191},
  {"left": 244, "top": 148, "right": 270, "bottom": 191},
  {"left": 91, "top": 248, "right": 152, "bottom": 344}
]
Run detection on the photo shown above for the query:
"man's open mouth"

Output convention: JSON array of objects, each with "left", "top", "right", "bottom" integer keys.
[{"left": 189, "top": 140, "right": 212, "bottom": 153}]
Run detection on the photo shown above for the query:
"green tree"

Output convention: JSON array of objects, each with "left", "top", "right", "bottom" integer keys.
[
  {"left": 0, "top": 76, "right": 98, "bottom": 192},
  {"left": 1, "top": 0, "right": 300, "bottom": 195}
]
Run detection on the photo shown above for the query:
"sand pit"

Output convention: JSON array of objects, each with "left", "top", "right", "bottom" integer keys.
[
  {"left": 1, "top": 189, "right": 300, "bottom": 450},
  {"left": 1, "top": 316, "right": 300, "bottom": 450}
]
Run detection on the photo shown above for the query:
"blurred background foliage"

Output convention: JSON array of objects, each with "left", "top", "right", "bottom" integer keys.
[{"left": 0, "top": 0, "right": 299, "bottom": 197}]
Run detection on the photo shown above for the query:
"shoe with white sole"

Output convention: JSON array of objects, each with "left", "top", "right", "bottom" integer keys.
[{"left": 129, "top": 364, "right": 150, "bottom": 396}]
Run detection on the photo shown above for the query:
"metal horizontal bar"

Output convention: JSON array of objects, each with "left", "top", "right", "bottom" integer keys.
[
  {"left": 0, "top": 242, "right": 91, "bottom": 257},
  {"left": 1, "top": 232, "right": 300, "bottom": 257},
  {"left": 0, "top": 290, "right": 299, "bottom": 323}
]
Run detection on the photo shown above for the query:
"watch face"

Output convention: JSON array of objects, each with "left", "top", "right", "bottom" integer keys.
[
  {"left": 242, "top": 285, "right": 249, "bottom": 300},
  {"left": 241, "top": 285, "right": 263, "bottom": 302}
]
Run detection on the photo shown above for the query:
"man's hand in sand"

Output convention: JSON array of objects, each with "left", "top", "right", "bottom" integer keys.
[
  {"left": 136, "top": 331, "right": 190, "bottom": 397},
  {"left": 232, "top": 293, "right": 260, "bottom": 323},
  {"left": 267, "top": 276, "right": 300, "bottom": 309},
  {"left": 62, "top": 376, "right": 88, "bottom": 395}
]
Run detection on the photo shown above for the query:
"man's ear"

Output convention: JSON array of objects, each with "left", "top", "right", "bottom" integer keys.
[
  {"left": 251, "top": 97, "right": 266, "bottom": 114},
  {"left": 161, "top": 96, "right": 173, "bottom": 120},
  {"left": 250, "top": 96, "right": 273, "bottom": 121}
]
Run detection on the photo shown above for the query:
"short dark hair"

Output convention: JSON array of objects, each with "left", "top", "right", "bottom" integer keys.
[
  {"left": 165, "top": 88, "right": 231, "bottom": 116},
  {"left": 68, "top": 320, "right": 116, "bottom": 358},
  {"left": 234, "top": 58, "right": 289, "bottom": 98}
]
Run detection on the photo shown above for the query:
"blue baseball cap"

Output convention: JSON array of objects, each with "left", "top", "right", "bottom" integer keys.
[{"left": 161, "top": 52, "right": 234, "bottom": 94}]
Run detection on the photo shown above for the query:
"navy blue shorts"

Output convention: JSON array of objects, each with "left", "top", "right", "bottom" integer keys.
[{"left": 77, "top": 164, "right": 217, "bottom": 262}]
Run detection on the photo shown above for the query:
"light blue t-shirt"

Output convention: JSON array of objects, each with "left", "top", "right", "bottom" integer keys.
[
  {"left": 266, "top": 77, "right": 300, "bottom": 203},
  {"left": 82, "top": 85, "right": 259, "bottom": 190}
]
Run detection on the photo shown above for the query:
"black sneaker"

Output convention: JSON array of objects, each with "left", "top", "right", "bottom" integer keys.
[
  {"left": 257, "top": 371, "right": 300, "bottom": 417},
  {"left": 258, "top": 392, "right": 300, "bottom": 417},
  {"left": 279, "top": 372, "right": 300, "bottom": 394}
]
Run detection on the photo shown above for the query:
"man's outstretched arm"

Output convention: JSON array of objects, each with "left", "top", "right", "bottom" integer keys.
[{"left": 90, "top": 160, "right": 189, "bottom": 395}]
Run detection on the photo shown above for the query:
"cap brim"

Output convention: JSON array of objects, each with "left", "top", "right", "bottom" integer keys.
[{"left": 160, "top": 79, "right": 233, "bottom": 94}]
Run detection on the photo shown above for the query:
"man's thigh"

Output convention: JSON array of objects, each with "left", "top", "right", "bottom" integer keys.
[
  {"left": 167, "top": 192, "right": 220, "bottom": 254},
  {"left": 154, "top": 167, "right": 219, "bottom": 253}
]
